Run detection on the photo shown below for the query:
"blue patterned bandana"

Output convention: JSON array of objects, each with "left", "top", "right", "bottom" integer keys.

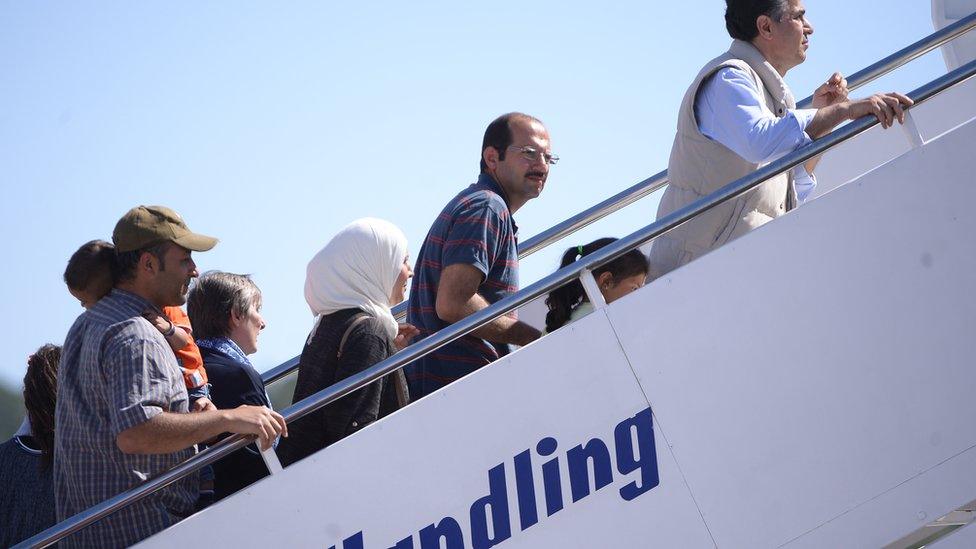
[
  {"left": 196, "top": 336, "right": 278, "bottom": 437},
  {"left": 196, "top": 337, "right": 253, "bottom": 367}
]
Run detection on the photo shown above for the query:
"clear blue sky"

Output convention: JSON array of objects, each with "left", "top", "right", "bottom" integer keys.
[{"left": 0, "top": 1, "right": 948, "bottom": 392}]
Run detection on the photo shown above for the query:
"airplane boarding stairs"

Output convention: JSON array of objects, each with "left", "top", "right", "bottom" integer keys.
[
  {"left": 133, "top": 86, "right": 976, "bottom": 548},
  {"left": 17, "top": 10, "right": 976, "bottom": 549}
]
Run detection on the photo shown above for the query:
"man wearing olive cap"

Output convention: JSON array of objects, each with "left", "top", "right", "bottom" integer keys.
[{"left": 54, "top": 206, "right": 287, "bottom": 547}]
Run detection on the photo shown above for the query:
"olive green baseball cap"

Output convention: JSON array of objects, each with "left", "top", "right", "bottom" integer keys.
[{"left": 112, "top": 205, "right": 218, "bottom": 253}]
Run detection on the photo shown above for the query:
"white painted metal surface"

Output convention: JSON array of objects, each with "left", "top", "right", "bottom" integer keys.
[
  {"left": 139, "top": 311, "right": 714, "bottom": 548},
  {"left": 260, "top": 446, "right": 283, "bottom": 475},
  {"left": 934, "top": 0, "right": 976, "bottom": 70},
  {"left": 612, "top": 117, "right": 976, "bottom": 548},
  {"left": 140, "top": 115, "right": 976, "bottom": 548},
  {"left": 884, "top": 503, "right": 976, "bottom": 548}
]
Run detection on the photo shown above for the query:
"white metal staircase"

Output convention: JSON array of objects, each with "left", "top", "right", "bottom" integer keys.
[
  {"left": 139, "top": 105, "right": 976, "bottom": 549},
  {"left": 18, "top": 6, "right": 976, "bottom": 548}
]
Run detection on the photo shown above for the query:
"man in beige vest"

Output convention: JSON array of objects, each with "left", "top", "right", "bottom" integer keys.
[{"left": 649, "top": 0, "right": 913, "bottom": 278}]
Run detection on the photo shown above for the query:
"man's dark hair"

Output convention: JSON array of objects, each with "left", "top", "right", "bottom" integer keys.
[
  {"left": 114, "top": 240, "right": 172, "bottom": 282},
  {"left": 64, "top": 239, "right": 115, "bottom": 297},
  {"left": 480, "top": 112, "right": 543, "bottom": 173},
  {"left": 23, "top": 344, "right": 61, "bottom": 470},
  {"left": 725, "top": 0, "right": 790, "bottom": 41}
]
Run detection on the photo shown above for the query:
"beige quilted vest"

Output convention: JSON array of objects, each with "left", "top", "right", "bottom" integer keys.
[{"left": 649, "top": 39, "right": 799, "bottom": 278}]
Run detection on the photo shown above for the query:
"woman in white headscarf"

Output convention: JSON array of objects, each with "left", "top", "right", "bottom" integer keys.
[{"left": 277, "top": 218, "right": 418, "bottom": 466}]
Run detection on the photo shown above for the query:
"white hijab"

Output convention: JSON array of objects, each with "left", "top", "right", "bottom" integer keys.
[{"left": 305, "top": 218, "right": 407, "bottom": 340}]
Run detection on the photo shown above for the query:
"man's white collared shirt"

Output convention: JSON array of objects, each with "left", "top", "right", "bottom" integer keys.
[{"left": 696, "top": 66, "right": 819, "bottom": 202}]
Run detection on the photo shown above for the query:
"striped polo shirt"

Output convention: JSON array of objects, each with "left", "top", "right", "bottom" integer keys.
[{"left": 405, "top": 173, "right": 520, "bottom": 398}]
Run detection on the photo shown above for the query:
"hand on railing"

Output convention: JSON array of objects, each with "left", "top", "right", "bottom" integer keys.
[
  {"left": 844, "top": 92, "right": 914, "bottom": 128},
  {"left": 806, "top": 91, "right": 914, "bottom": 137},
  {"left": 221, "top": 405, "right": 288, "bottom": 451}
]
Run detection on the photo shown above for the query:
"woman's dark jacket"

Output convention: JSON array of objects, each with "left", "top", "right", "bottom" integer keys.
[
  {"left": 201, "top": 345, "right": 273, "bottom": 501},
  {"left": 277, "top": 308, "right": 408, "bottom": 467}
]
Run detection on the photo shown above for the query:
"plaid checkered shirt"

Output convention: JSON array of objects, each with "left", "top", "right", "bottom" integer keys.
[{"left": 54, "top": 289, "right": 198, "bottom": 548}]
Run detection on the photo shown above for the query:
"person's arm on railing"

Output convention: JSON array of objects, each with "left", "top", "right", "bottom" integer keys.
[
  {"left": 436, "top": 264, "right": 541, "bottom": 346},
  {"left": 806, "top": 92, "right": 914, "bottom": 138},
  {"left": 116, "top": 405, "right": 287, "bottom": 454}
]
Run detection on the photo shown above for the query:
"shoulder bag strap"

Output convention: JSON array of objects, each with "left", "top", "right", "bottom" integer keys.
[{"left": 337, "top": 313, "right": 371, "bottom": 360}]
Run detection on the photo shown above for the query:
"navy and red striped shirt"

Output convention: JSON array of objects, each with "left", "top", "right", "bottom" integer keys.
[{"left": 405, "top": 174, "right": 520, "bottom": 398}]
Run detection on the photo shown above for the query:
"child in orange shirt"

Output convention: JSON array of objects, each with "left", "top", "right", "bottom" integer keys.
[{"left": 64, "top": 240, "right": 214, "bottom": 410}]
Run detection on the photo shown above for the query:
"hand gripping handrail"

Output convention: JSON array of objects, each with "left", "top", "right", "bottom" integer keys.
[
  {"left": 19, "top": 56, "right": 976, "bottom": 549},
  {"left": 258, "top": 10, "right": 976, "bottom": 388}
]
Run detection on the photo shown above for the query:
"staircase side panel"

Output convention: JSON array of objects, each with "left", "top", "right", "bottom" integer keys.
[
  {"left": 138, "top": 312, "right": 714, "bottom": 548},
  {"left": 610, "top": 117, "right": 976, "bottom": 547},
  {"left": 783, "top": 446, "right": 976, "bottom": 548}
]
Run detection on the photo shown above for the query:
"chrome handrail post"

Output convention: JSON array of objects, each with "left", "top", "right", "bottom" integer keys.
[{"left": 579, "top": 269, "right": 608, "bottom": 311}]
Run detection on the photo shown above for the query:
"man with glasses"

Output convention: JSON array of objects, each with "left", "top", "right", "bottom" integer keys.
[
  {"left": 649, "top": 0, "right": 913, "bottom": 278},
  {"left": 405, "top": 112, "right": 554, "bottom": 399}
]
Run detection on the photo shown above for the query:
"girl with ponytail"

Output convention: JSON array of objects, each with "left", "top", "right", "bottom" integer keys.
[{"left": 544, "top": 238, "right": 650, "bottom": 333}]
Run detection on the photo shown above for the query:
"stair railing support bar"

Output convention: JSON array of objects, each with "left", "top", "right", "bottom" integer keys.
[{"left": 580, "top": 269, "right": 608, "bottom": 311}]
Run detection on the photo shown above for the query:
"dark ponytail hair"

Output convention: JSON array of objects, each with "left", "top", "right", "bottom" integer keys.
[
  {"left": 544, "top": 238, "right": 649, "bottom": 333},
  {"left": 23, "top": 344, "right": 61, "bottom": 470}
]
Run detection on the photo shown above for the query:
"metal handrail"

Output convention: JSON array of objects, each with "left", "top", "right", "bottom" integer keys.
[
  {"left": 20, "top": 55, "right": 976, "bottom": 549},
  {"left": 258, "top": 10, "right": 976, "bottom": 388},
  {"left": 261, "top": 355, "right": 299, "bottom": 387},
  {"left": 797, "top": 11, "right": 976, "bottom": 108}
]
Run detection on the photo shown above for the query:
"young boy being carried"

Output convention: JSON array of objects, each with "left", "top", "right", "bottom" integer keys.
[{"left": 63, "top": 239, "right": 214, "bottom": 411}]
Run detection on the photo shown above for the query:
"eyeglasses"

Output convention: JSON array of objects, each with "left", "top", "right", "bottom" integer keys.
[{"left": 508, "top": 145, "right": 559, "bottom": 166}]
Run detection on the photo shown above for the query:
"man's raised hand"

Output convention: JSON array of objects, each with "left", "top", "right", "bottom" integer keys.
[{"left": 812, "top": 72, "right": 849, "bottom": 108}]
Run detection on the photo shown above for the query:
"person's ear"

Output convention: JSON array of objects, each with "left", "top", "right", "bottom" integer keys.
[
  {"left": 228, "top": 310, "right": 243, "bottom": 330},
  {"left": 483, "top": 146, "right": 500, "bottom": 172},
  {"left": 756, "top": 14, "right": 775, "bottom": 41},
  {"left": 140, "top": 251, "right": 157, "bottom": 275},
  {"left": 597, "top": 271, "right": 614, "bottom": 289}
]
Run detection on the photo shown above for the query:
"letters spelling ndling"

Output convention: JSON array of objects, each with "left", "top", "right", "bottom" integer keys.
[{"left": 330, "top": 406, "right": 660, "bottom": 549}]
